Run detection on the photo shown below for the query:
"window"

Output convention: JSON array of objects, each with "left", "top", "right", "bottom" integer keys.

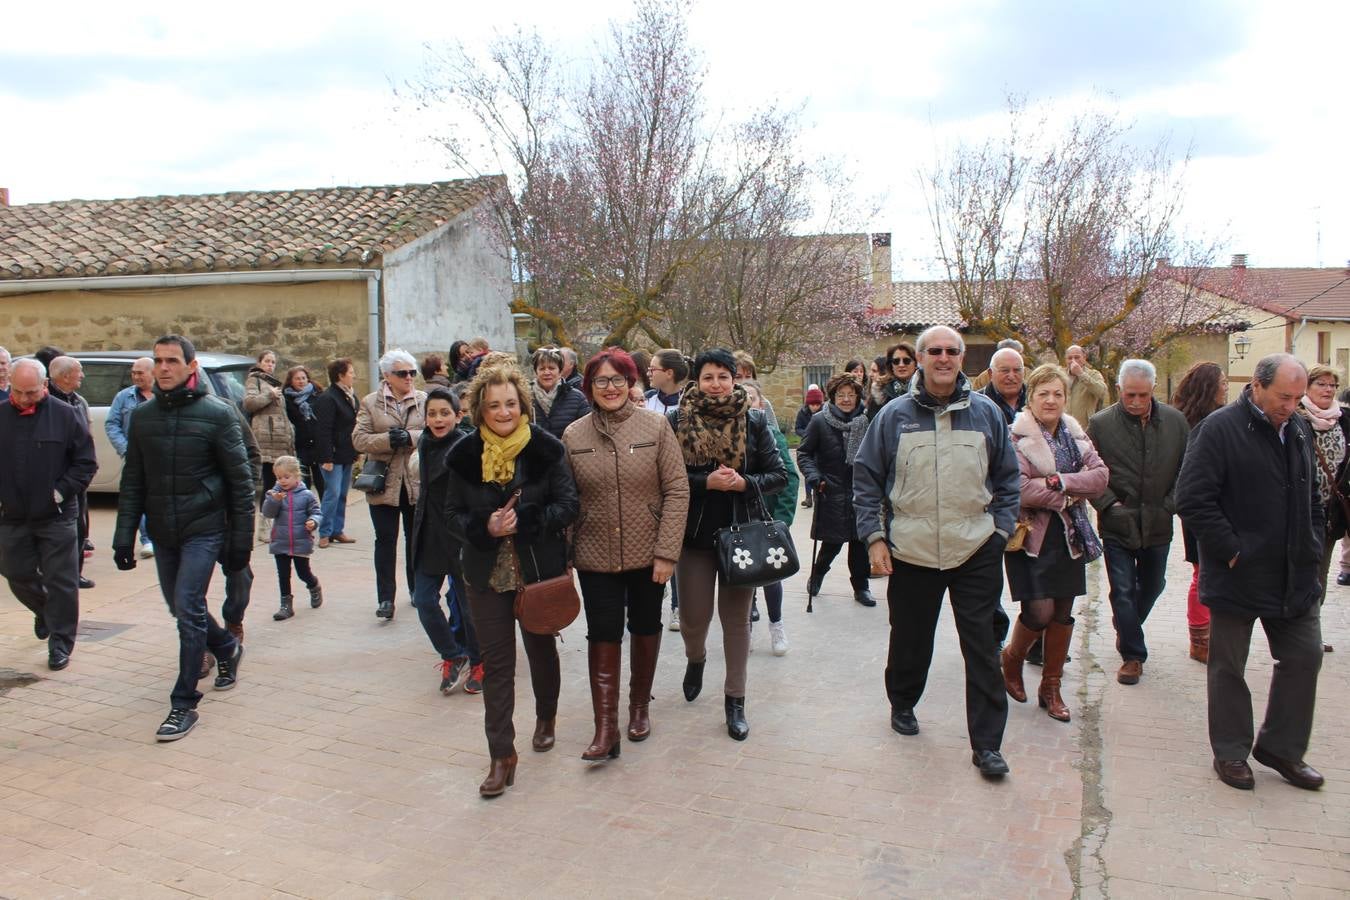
[
  {"left": 79, "top": 362, "right": 132, "bottom": 407},
  {"left": 803, "top": 365, "right": 832, "bottom": 395},
  {"left": 1318, "top": 331, "right": 1331, "bottom": 365}
]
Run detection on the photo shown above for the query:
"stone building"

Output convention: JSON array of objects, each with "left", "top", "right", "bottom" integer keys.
[{"left": 0, "top": 178, "right": 514, "bottom": 390}]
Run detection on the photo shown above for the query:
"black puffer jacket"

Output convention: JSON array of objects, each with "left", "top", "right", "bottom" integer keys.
[
  {"left": 313, "top": 385, "right": 358, "bottom": 466},
  {"left": 1176, "top": 389, "right": 1324, "bottom": 619},
  {"left": 446, "top": 425, "right": 580, "bottom": 590},
  {"left": 796, "top": 409, "right": 863, "bottom": 543},
  {"left": 114, "top": 377, "right": 255, "bottom": 554},
  {"left": 533, "top": 381, "right": 591, "bottom": 440},
  {"left": 410, "top": 428, "right": 463, "bottom": 578},
  {"left": 666, "top": 408, "right": 788, "bottom": 550}
]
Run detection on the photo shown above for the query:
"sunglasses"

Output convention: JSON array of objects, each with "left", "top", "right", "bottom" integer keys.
[
  {"left": 890, "top": 356, "right": 913, "bottom": 366},
  {"left": 390, "top": 369, "right": 417, "bottom": 378},
  {"left": 924, "top": 347, "right": 962, "bottom": 357}
]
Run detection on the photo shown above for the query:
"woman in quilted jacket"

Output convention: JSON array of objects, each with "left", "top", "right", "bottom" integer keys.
[
  {"left": 243, "top": 349, "right": 296, "bottom": 541},
  {"left": 562, "top": 348, "right": 689, "bottom": 763}
]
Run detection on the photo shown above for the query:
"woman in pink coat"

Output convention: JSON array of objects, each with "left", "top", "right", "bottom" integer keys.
[{"left": 1000, "top": 364, "right": 1109, "bottom": 722}]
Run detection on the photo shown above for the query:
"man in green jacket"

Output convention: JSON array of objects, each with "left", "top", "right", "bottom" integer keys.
[
  {"left": 1087, "top": 359, "right": 1189, "bottom": 686},
  {"left": 113, "top": 334, "right": 256, "bottom": 741}
]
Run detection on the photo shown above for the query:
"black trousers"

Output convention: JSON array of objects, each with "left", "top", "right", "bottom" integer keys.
[
  {"left": 369, "top": 488, "right": 415, "bottom": 607},
  {"left": 274, "top": 555, "right": 317, "bottom": 596},
  {"left": 0, "top": 511, "right": 80, "bottom": 655},
  {"left": 578, "top": 567, "right": 664, "bottom": 642},
  {"left": 884, "top": 535, "right": 1008, "bottom": 751},
  {"left": 813, "top": 539, "right": 871, "bottom": 591}
]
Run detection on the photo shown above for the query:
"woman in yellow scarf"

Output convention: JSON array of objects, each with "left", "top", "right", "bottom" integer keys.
[{"left": 445, "top": 362, "right": 579, "bottom": 798}]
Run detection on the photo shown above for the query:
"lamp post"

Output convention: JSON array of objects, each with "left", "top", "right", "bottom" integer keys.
[{"left": 1232, "top": 333, "right": 1252, "bottom": 362}]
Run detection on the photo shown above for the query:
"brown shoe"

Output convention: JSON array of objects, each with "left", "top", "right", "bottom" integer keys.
[
  {"left": 318, "top": 536, "right": 330, "bottom": 549},
  {"left": 532, "top": 717, "right": 556, "bottom": 752},
  {"left": 333, "top": 534, "right": 356, "bottom": 544},
  {"left": 479, "top": 753, "right": 518, "bottom": 798},
  {"left": 1037, "top": 619, "right": 1074, "bottom": 722},
  {"left": 199, "top": 651, "right": 214, "bottom": 679},
  {"left": 583, "top": 641, "right": 622, "bottom": 760},
  {"left": 1117, "top": 660, "right": 1143, "bottom": 685},
  {"left": 1188, "top": 625, "right": 1209, "bottom": 664},
  {"left": 1001, "top": 619, "right": 1041, "bottom": 704},
  {"left": 627, "top": 633, "right": 661, "bottom": 742},
  {"left": 1214, "top": 758, "right": 1255, "bottom": 790},
  {"left": 1252, "top": 745, "right": 1325, "bottom": 790}
]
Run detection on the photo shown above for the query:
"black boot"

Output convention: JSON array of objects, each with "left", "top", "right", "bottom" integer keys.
[
  {"left": 725, "top": 695, "right": 749, "bottom": 741},
  {"left": 273, "top": 595, "right": 294, "bottom": 621},
  {"left": 683, "top": 659, "right": 705, "bottom": 702},
  {"left": 308, "top": 582, "right": 324, "bottom": 608},
  {"left": 853, "top": 589, "right": 877, "bottom": 607}
]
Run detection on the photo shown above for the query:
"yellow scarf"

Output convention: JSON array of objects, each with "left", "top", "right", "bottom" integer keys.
[{"left": 480, "top": 419, "right": 532, "bottom": 484}]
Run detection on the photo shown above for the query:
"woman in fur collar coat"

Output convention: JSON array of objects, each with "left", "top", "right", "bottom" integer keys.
[{"left": 1000, "top": 364, "right": 1109, "bottom": 723}]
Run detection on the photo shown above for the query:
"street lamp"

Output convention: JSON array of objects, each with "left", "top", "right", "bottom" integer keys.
[{"left": 1233, "top": 333, "right": 1252, "bottom": 360}]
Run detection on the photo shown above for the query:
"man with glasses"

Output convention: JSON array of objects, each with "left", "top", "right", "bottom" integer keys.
[
  {"left": 854, "top": 325, "right": 1020, "bottom": 777},
  {"left": 0, "top": 358, "right": 97, "bottom": 671}
]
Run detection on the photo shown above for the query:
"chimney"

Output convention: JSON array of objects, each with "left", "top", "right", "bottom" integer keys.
[
  {"left": 1231, "top": 253, "right": 1247, "bottom": 269},
  {"left": 1155, "top": 256, "right": 1171, "bottom": 270},
  {"left": 0, "top": 188, "right": 8, "bottom": 207},
  {"left": 870, "top": 232, "right": 893, "bottom": 311}
]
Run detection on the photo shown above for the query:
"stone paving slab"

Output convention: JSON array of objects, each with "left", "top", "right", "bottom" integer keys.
[{"left": 0, "top": 494, "right": 1345, "bottom": 898}]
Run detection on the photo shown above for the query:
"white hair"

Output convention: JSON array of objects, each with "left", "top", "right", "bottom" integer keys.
[
  {"left": 12, "top": 358, "right": 46, "bottom": 379},
  {"left": 1117, "top": 359, "right": 1157, "bottom": 386},
  {"left": 916, "top": 325, "right": 965, "bottom": 354},
  {"left": 378, "top": 348, "right": 417, "bottom": 375},
  {"left": 49, "top": 356, "right": 81, "bottom": 379},
  {"left": 989, "top": 348, "right": 1024, "bottom": 370},
  {"left": 0, "top": 346, "right": 10, "bottom": 363}
]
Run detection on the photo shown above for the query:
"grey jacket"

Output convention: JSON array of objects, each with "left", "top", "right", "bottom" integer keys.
[{"left": 1087, "top": 400, "right": 1189, "bottom": 550}]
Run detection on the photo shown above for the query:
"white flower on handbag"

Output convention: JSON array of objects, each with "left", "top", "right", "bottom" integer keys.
[
  {"left": 732, "top": 547, "right": 754, "bottom": 569},
  {"left": 766, "top": 547, "right": 789, "bottom": 569}
]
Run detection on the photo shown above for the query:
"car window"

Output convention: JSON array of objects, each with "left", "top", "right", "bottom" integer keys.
[
  {"left": 208, "top": 364, "right": 251, "bottom": 404},
  {"left": 80, "top": 362, "right": 132, "bottom": 407}
]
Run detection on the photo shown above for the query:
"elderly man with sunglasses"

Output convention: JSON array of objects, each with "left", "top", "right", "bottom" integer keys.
[{"left": 853, "top": 325, "right": 1020, "bottom": 778}]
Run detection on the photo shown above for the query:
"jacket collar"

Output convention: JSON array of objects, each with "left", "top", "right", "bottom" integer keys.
[
  {"left": 447, "top": 423, "right": 565, "bottom": 484},
  {"left": 1012, "top": 409, "right": 1088, "bottom": 476},
  {"left": 913, "top": 369, "right": 971, "bottom": 412},
  {"left": 154, "top": 373, "right": 208, "bottom": 408}
]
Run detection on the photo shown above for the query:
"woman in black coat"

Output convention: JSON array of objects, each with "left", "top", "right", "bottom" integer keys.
[
  {"left": 446, "top": 364, "right": 579, "bottom": 798},
  {"left": 669, "top": 348, "right": 787, "bottom": 742},
  {"left": 312, "top": 359, "right": 360, "bottom": 547},
  {"left": 282, "top": 365, "right": 325, "bottom": 499},
  {"left": 530, "top": 346, "right": 590, "bottom": 439},
  {"left": 797, "top": 373, "right": 874, "bottom": 607}
]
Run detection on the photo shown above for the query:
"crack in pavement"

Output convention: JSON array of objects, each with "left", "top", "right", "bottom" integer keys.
[{"left": 1068, "top": 563, "right": 1114, "bottom": 899}]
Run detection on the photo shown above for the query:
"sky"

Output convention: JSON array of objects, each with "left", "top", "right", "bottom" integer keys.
[{"left": 3, "top": 0, "right": 1347, "bottom": 279}]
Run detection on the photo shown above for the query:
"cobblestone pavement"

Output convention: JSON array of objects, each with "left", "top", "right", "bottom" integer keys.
[{"left": 0, "top": 496, "right": 1346, "bottom": 898}]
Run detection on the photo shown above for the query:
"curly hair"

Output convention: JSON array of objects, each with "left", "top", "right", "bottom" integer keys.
[
  {"left": 464, "top": 362, "right": 534, "bottom": 428},
  {"left": 825, "top": 373, "right": 862, "bottom": 402},
  {"left": 1170, "top": 361, "right": 1226, "bottom": 428}
]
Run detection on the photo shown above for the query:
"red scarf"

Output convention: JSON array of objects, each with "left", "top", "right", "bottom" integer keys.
[{"left": 9, "top": 388, "right": 46, "bottom": 415}]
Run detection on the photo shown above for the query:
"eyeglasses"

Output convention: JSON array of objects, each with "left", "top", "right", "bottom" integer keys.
[
  {"left": 1313, "top": 381, "right": 1339, "bottom": 389},
  {"left": 890, "top": 356, "right": 913, "bottom": 366},
  {"left": 591, "top": 375, "right": 629, "bottom": 390},
  {"left": 924, "top": 347, "right": 962, "bottom": 357},
  {"left": 390, "top": 369, "right": 417, "bottom": 378}
]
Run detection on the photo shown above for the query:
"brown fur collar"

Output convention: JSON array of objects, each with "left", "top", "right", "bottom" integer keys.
[{"left": 1011, "top": 410, "right": 1089, "bottom": 476}]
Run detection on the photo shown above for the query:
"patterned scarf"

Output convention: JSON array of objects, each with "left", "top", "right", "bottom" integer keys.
[
  {"left": 535, "top": 381, "right": 560, "bottom": 416},
  {"left": 676, "top": 384, "right": 751, "bottom": 468},
  {"left": 480, "top": 419, "right": 532, "bottom": 484},
  {"left": 284, "top": 382, "right": 317, "bottom": 421},
  {"left": 1040, "top": 422, "right": 1103, "bottom": 562},
  {"left": 820, "top": 402, "right": 869, "bottom": 465}
]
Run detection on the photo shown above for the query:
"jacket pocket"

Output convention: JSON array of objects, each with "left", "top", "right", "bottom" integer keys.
[
  {"left": 629, "top": 441, "right": 656, "bottom": 454},
  {"left": 569, "top": 448, "right": 596, "bottom": 456}
]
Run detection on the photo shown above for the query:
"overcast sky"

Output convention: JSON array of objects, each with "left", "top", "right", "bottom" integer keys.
[{"left": 4, "top": 0, "right": 1346, "bottom": 278}]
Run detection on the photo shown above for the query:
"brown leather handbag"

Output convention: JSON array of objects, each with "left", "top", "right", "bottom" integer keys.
[{"left": 503, "top": 491, "right": 581, "bottom": 635}]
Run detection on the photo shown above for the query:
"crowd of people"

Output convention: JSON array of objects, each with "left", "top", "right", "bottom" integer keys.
[{"left": 0, "top": 327, "right": 1336, "bottom": 797}]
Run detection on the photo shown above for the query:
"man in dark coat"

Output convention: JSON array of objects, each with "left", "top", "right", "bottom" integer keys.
[
  {"left": 1176, "top": 353, "right": 1326, "bottom": 792},
  {"left": 0, "top": 359, "right": 97, "bottom": 670},
  {"left": 113, "top": 334, "right": 255, "bottom": 742},
  {"left": 48, "top": 356, "right": 97, "bottom": 589},
  {"left": 980, "top": 348, "right": 1026, "bottom": 425},
  {"left": 1088, "top": 359, "right": 1189, "bottom": 685}
]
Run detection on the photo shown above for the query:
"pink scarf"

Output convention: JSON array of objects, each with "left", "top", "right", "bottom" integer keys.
[{"left": 1300, "top": 395, "right": 1342, "bottom": 432}]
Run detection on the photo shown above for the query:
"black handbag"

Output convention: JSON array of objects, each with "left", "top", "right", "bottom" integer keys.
[
  {"left": 714, "top": 481, "right": 800, "bottom": 589},
  {"left": 353, "top": 458, "right": 389, "bottom": 494}
]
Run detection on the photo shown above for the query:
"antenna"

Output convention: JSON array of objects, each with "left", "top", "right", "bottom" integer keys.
[{"left": 1314, "top": 205, "right": 1322, "bottom": 267}]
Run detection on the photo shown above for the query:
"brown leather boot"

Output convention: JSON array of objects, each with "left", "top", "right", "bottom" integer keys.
[
  {"left": 582, "top": 641, "right": 622, "bottom": 761},
  {"left": 627, "top": 633, "right": 661, "bottom": 741},
  {"left": 479, "top": 753, "right": 518, "bottom": 798},
  {"left": 531, "top": 718, "right": 555, "bottom": 752},
  {"left": 1037, "top": 619, "right": 1074, "bottom": 722},
  {"left": 1001, "top": 618, "right": 1043, "bottom": 703},
  {"left": 1188, "top": 625, "right": 1209, "bottom": 664}
]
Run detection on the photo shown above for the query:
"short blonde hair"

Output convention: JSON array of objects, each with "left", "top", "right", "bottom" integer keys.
[
  {"left": 273, "top": 455, "right": 302, "bottom": 476},
  {"left": 1307, "top": 364, "right": 1340, "bottom": 387},
  {"left": 465, "top": 364, "right": 534, "bottom": 427},
  {"left": 1025, "top": 364, "right": 1071, "bottom": 397}
]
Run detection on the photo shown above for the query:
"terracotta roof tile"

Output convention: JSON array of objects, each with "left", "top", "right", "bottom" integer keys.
[{"left": 0, "top": 177, "right": 501, "bottom": 281}]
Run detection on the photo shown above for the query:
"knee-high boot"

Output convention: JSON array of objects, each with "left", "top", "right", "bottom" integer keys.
[
  {"left": 1038, "top": 619, "right": 1074, "bottom": 722},
  {"left": 1001, "top": 617, "right": 1042, "bottom": 703},
  {"left": 627, "top": 632, "right": 661, "bottom": 741},
  {"left": 582, "top": 641, "right": 622, "bottom": 761}
]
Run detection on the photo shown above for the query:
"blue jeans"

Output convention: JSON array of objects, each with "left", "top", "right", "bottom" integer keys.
[
  {"left": 412, "top": 569, "right": 481, "bottom": 665},
  {"left": 320, "top": 463, "right": 352, "bottom": 539},
  {"left": 138, "top": 514, "right": 152, "bottom": 547},
  {"left": 1104, "top": 541, "right": 1170, "bottom": 663},
  {"left": 155, "top": 532, "right": 238, "bottom": 709}
]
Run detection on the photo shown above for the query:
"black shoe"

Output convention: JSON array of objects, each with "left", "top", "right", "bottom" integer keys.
[
  {"left": 47, "top": 647, "right": 70, "bottom": 671},
  {"left": 78, "top": 576, "right": 95, "bottom": 590},
  {"left": 890, "top": 707, "right": 919, "bottom": 735},
  {"left": 1338, "top": 572, "right": 1350, "bottom": 586},
  {"left": 156, "top": 708, "right": 199, "bottom": 742},
  {"left": 854, "top": 589, "right": 877, "bottom": 607},
  {"left": 807, "top": 571, "right": 824, "bottom": 598},
  {"left": 725, "top": 696, "right": 749, "bottom": 741},
  {"left": 214, "top": 643, "right": 243, "bottom": 691},
  {"left": 972, "top": 750, "right": 1010, "bottom": 777},
  {"left": 308, "top": 582, "right": 323, "bottom": 608},
  {"left": 1026, "top": 637, "right": 1044, "bottom": 666},
  {"left": 376, "top": 600, "right": 394, "bottom": 619},
  {"left": 750, "top": 603, "right": 760, "bottom": 622},
  {"left": 34, "top": 616, "right": 49, "bottom": 641},
  {"left": 1252, "top": 744, "right": 1325, "bottom": 790},
  {"left": 683, "top": 659, "right": 705, "bottom": 702}
]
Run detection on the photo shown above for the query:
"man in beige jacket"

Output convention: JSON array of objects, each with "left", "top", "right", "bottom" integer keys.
[{"left": 1066, "top": 345, "right": 1109, "bottom": 426}]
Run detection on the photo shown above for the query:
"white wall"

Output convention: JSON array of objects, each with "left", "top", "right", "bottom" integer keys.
[{"left": 382, "top": 206, "right": 514, "bottom": 357}]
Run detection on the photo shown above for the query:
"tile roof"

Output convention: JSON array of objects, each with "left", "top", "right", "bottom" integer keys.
[
  {"left": 0, "top": 177, "right": 501, "bottom": 281},
  {"left": 1192, "top": 266, "right": 1350, "bottom": 321},
  {"left": 868, "top": 280, "right": 963, "bottom": 329}
]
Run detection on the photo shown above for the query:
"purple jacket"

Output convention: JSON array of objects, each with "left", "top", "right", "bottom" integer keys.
[{"left": 261, "top": 482, "right": 322, "bottom": 557}]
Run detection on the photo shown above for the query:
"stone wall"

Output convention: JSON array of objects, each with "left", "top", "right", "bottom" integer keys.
[{"left": 0, "top": 280, "right": 374, "bottom": 390}]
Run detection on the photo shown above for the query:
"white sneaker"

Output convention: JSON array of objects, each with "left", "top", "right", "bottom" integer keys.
[
  {"left": 139, "top": 544, "right": 155, "bottom": 559},
  {"left": 769, "top": 621, "right": 789, "bottom": 657},
  {"left": 668, "top": 608, "right": 680, "bottom": 632}
]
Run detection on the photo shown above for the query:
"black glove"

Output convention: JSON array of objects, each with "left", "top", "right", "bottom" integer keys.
[
  {"left": 113, "top": 546, "right": 137, "bottom": 571},
  {"left": 387, "top": 428, "right": 410, "bottom": 449},
  {"left": 225, "top": 546, "right": 251, "bottom": 574}
]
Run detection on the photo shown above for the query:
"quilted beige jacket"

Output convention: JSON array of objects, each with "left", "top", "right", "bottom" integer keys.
[
  {"left": 562, "top": 406, "right": 689, "bottom": 572},
  {"left": 243, "top": 368, "right": 295, "bottom": 464},
  {"left": 352, "top": 384, "right": 426, "bottom": 507}
]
